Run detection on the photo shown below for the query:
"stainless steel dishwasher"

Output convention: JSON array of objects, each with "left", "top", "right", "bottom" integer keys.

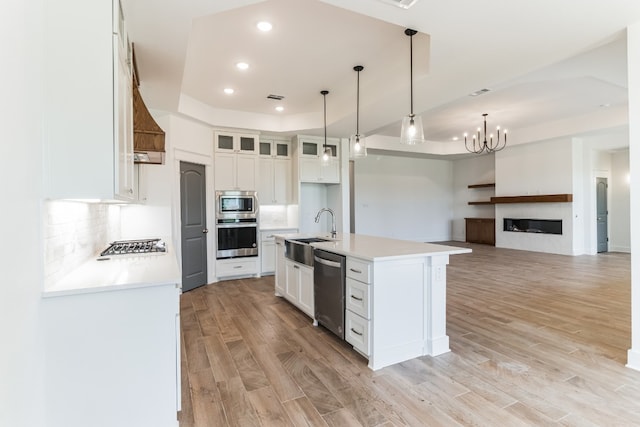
[{"left": 313, "top": 249, "right": 346, "bottom": 339}]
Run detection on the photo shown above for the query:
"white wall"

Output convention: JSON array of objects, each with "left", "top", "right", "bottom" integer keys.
[
  {"left": 627, "top": 21, "right": 640, "bottom": 371},
  {"left": 353, "top": 154, "right": 453, "bottom": 242},
  {"left": 0, "top": 0, "right": 46, "bottom": 424},
  {"left": 495, "top": 138, "right": 576, "bottom": 255},
  {"left": 611, "top": 149, "right": 631, "bottom": 252},
  {"left": 451, "top": 154, "right": 495, "bottom": 242}
]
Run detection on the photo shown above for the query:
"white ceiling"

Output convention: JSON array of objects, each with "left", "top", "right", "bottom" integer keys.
[{"left": 123, "top": 0, "right": 640, "bottom": 150}]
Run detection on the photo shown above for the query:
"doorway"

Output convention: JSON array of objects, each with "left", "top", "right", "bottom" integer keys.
[
  {"left": 180, "top": 161, "right": 208, "bottom": 292},
  {"left": 596, "top": 177, "right": 608, "bottom": 253}
]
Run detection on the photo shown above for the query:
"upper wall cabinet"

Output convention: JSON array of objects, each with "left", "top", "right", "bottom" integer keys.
[
  {"left": 215, "top": 132, "right": 259, "bottom": 155},
  {"left": 295, "top": 136, "right": 340, "bottom": 184},
  {"left": 258, "top": 137, "right": 292, "bottom": 204},
  {"left": 214, "top": 131, "right": 259, "bottom": 191},
  {"left": 259, "top": 137, "right": 290, "bottom": 159},
  {"left": 44, "top": 0, "right": 135, "bottom": 201}
]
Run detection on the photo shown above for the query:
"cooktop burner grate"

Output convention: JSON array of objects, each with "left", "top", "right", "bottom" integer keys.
[{"left": 100, "top": 239, "right": 166, "bottom": 256}]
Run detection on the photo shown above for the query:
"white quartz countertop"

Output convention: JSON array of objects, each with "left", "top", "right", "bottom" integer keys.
[
  {"left": 43, "top": 239, "right": 181, "bottom": 298},
  {"left": 274, "top": 232, "right": 471, "bottom": 261}
]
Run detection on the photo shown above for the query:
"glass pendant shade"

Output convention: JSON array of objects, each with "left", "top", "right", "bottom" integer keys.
[
  {"left": 350, "top": 134, "right": 367, "bottom": 158},
  {"left": 350, "top": 65, "right": 367, "bottom": 159},
  {"left": 400, "top": 114, "right": 424, "bottom": 145}
]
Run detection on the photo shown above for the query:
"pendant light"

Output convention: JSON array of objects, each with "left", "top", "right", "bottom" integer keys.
[
  {"left": 350, "top": 65, "right": 367, "bottom": 159},
  {"left": 321, "top": 90, "right": 332, "bottom": 164},
  {"left": 400, "top": 28, "right": 424, "bottom": 145}
]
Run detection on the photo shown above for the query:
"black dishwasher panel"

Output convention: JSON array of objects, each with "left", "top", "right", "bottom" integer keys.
[{"left": 313, "top": 249, "right": 346, "bottom": 339}]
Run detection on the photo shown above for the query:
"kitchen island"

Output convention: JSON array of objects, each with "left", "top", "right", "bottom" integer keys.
[{"left": 274, "top": 232, "right": 471, "bottom": 370}]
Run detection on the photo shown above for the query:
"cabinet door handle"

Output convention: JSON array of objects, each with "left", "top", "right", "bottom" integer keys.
[
  {"left": 293, "top": 265, "right": 300, "bottom": 269},
  {"left": 233, "top": 265, "right": 242, "bottom": 269},
  {"left": 350, "top": 268, "right": 362, "bottom": 274},
  {"left": 350, "top": 328, "right": 363, "bottom": 336},
  {"left": 350, "top": 295, "right": 363, "bottom": 301}
]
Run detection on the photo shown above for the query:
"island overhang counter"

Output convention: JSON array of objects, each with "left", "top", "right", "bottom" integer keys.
[{"left": 274, "top": 232, "right": 471, "bottom": 370}]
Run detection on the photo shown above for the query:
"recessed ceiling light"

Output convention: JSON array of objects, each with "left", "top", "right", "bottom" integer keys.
[
  {"left": 275, "top": 106, "right": 284, "bottom": 112},
  {"left": 257, "top": 21, "right": 272, "bottom": 32},
  {"left": 452, "top": 136, "right": 459, "bottom": 141},
  {"left": 236, "top": 62, "right": 249, "bottom": 70},
  {"left": 223, "top": 88, "right": 234, "bottom": 95},
  {"left": 599, "top": 103, "right": 611, "bottom": 108}
]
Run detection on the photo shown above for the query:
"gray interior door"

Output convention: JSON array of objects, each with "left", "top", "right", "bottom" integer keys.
[
  {"left": 180, "top": 162, "right": 208, "bottom": 292},
  {"left": 596, "top": 177, "right": 608, "bottom": 253}
]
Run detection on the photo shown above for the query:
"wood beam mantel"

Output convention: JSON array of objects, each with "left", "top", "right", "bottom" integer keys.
[{"left": 490, "top": 194, "right": 573, "bottom": 204}]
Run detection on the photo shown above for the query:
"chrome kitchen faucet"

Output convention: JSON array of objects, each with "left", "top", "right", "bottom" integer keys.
[{"left": 314, "top": 208, "right": 336, "bottom": 238}]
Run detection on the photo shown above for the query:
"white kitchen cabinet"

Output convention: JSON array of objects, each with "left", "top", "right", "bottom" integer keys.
[
  {"left": 284, "top": 259, "right": 314, "bottom": 318},
  {"left": 215, "top": 132, "right": 259, "bottom": 155},
  {"left": 262, "top": 229, "right": 297, "bottom": 275},
  {"left": 44, "top": 0, "right": 135, "bottom": 201},
  {"left": 216, "top": 257, "right": 259, "bottom": 278},
  {"left": 214, "top": 152, "right": 258, "bottom": 191},
  {"left": 296, "top": 136, "right": 340, "bottom": 183},
  {"left": 259, "top": 137, "right": 291, "bottom": 159},
  {"left": 43, "top": 283, "right": 180, "bottom": 427},
  {"left": 345, "top": 256, "right": 372, "bottom": 357},
  {"left": 275, "top": 240, "right": 286, "bottom": 294},
  {"left": 262, "top": 238, "right": 276, "bottom": 274},
  {"left": 259, "top": 158, "right": 291, "bottom": 204}
]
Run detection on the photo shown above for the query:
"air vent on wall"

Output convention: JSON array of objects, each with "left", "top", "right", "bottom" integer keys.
[
  {"left": 267, "top": 94, "right": 285, "bottom": 100},
  {"left": 376, "top": 0, "right": 420, "bottom": 9}
]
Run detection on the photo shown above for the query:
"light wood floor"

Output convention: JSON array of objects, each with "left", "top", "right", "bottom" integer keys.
[{"left": 178, "top": 244, "right": 640, "bottom": 426}]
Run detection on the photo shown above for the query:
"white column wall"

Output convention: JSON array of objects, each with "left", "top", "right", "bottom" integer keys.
[
  {"left": 627, "top": 22, "right": 640, "bottom": 371},
  {"left": 0, "top": 0, "right": 46, "bottom": 425}
]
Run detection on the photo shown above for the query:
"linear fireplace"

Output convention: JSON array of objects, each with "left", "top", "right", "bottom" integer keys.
[{"left": 504, "top": 218, "right": 562, "bottom": 235}]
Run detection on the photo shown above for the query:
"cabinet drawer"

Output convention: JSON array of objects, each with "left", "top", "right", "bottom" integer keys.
[
  {"left": 345, "top": 310, "right": 370, "bottom": 356},
  {"left": 346, "top": 278, "right": 370, "bottom": 319},
  {"left": 346, "top": 258, "right": 371, "bottom": 283},
  {"left": 217, "top": 258, "right": 258, "bottom": 277}
]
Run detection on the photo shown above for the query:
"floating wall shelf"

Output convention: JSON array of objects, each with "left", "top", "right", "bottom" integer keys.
[
  {"left": 467, "top": 183, "right": 495, "bottom": 189},
  {"left": 490, "top": 194, "right": 573, "bottom": 204}
]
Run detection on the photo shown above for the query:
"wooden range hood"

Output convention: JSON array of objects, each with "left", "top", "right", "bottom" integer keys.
[{"left": 132, "top": 45, "right": 165, "bottom": 164}]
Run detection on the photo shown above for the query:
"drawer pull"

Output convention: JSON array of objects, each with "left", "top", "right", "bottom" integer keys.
[
  {"left": 350, "top": 268, "right": 362, "bottom": 274},
  {"left": 233, "top": 266, "right": 242, "bottom": 269},
  {"left": 294, "top": 265, "right": 300, "bottom": 269},
  {"left": 350, "top": 295, "right": 363, "bottom": 301},
  {"left": 350, "top": 328, "right": 363, "bottom": 336}
]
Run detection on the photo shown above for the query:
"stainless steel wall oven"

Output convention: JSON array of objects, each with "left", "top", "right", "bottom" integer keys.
[{"left": 215, "top": 191, "right": 259, "bottom": 259}]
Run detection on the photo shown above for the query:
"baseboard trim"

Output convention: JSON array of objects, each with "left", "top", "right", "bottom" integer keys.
[{"left": 626, "top": 348, "right": 640, "bottom": 371}]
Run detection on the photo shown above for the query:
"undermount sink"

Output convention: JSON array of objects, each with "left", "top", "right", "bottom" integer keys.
[{"left": 285, "top": 237, "right": 333, "bottom": 266}]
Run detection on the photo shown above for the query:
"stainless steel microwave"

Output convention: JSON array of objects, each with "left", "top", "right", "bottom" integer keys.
[{"left": 216, "top": 190, "right": 258, "bottom": 219}]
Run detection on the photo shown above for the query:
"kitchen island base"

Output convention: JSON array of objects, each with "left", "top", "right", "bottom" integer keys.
[{"left": 274, "top": 233, "right": 470, "bottom": 371}]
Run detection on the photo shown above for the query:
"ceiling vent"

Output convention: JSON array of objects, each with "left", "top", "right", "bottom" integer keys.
[
  {"left": 469, "top": 88, "right": 491, "bottom": 97},
  {"left": 267, "top": 94, "right": 285, "bottom": 100},
  {"left": 376, "top": 0, "right": 420, "bottom": 9}
]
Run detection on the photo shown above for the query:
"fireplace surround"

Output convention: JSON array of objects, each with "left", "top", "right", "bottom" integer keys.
[{"left": 503, "top": 218, "right": 562, "bottom": 235}]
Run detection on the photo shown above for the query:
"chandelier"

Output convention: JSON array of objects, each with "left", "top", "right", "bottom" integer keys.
[{"left": 464, "top": 113, "right": 507, "bottom": 154}]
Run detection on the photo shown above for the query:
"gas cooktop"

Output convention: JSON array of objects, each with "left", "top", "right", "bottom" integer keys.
[{"left": 100, "top": 238, "right": 166, "bottom": 257}]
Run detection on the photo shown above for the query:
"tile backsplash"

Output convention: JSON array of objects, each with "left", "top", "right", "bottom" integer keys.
[{"left": 44, "top": 200, "right": 120, "bottom": 288}]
